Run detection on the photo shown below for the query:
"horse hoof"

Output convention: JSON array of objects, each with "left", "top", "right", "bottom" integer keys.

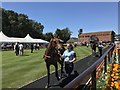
[
  {"left": 61, "top": 73, "right": 67, "bottom": 78},
  {"left": 57, "top": 77, "right": 61, "bottom": 81},
  {"left": 45, "top": 84, "right": 50, "bottom": 88}
]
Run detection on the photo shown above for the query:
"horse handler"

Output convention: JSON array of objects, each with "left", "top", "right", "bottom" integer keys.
[
  {"left": 98, "top": 42, "right": 104, "bottom": 57},
  {"left": 62, "top": 44, "right": 76, "bottom": 77}
]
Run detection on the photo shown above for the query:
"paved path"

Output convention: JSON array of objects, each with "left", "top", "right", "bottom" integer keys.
[{"left": 18, "top": 46, "right": 110, "bottom": 89}]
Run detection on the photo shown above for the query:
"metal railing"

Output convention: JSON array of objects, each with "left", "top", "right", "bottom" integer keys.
[
  {"left": 63, "top": 45, "right": 115, "bottom": 90},
  {"left": 118, "top": 48, "right": 120, "bottom": 63}
]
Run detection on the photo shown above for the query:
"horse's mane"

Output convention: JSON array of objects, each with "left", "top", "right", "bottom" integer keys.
[{"left": 45, "top": 40, "right": 52, "bottom": 55}]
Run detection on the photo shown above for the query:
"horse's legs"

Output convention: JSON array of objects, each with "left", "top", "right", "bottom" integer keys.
[
  {"left": 46, "top": 64, "right": 50, "bottom": 88},
  {"left": 54, "top": 63, "right": 60, "bottom": 81},
  {"left": 58, "top": 59, "right": 64, "bottom": 77},
  {"left": 60, "top": 59, "right": 64, "bottom": 77}
]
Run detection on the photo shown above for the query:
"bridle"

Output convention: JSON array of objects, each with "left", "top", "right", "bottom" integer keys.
[{"left": 44, "top": 39, "right": 61, "bottom": 59}]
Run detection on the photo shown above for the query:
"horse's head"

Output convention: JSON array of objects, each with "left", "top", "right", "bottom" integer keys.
[
  {"left": 47, "top": 37, "right": 60, "bottom": 48},
  {"left": 89, "top": 35, "right": 99, "bottom": 48},
  {"left": 48, "top": 37, "right": 65, "bottom": 54},
  {"left": 49, "top": 38, "right": 58, "bottom": 48},
  {"left": 44, "top": 37, "right": 62, "bottom": 59}
]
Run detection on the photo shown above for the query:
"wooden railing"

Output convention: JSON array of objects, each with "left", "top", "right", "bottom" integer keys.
[{"left": 63, "top": 45, "right": 115, "bottom": 90}]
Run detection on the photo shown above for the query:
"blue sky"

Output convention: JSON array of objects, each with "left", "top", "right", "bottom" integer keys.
[{"left": 2, "top": 2, "right": 118, "bottom": 37}]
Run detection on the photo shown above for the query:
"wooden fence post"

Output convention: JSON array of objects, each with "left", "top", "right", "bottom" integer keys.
[
  {"left": 104, "top": 56, "right": 107, "bottom": 73},
  {"left": 91, "top": 69, "right": 96, "bottom": 90},
  {"left": 108, "top": 52, "right": 110, "bottom": 63}
]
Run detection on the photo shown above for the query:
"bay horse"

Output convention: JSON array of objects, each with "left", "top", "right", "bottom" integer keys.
[
  {"left": 90, "top": 42, "right": 97, "bottom": 55},
  {"left": 89, "top": 35, "right": 99, "bottom": 56},
  {"left": 43, "top": 37, "right": 65, "bottom": 88}
]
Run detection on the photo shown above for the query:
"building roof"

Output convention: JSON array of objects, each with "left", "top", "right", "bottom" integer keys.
[
  {"left": 78, "top": 31, "right": 115, "bottom": 36},
  {"left": 67, "top": 38, "right": 78, "bottom": 43}
]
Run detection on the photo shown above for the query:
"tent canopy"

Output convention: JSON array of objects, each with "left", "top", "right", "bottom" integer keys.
[
  {"left": 0, "top": 31, "right": 49, "bottom": 43},
  {"left": 23, "top": 34, "right": 49, "bottom": 43},
  {"left": 0, "top": 31, "right": 19, "bottom": 42}
]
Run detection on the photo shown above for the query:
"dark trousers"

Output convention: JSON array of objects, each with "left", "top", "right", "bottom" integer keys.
[
  {"left": 31, "top": 49, "right": 33, "bottom": 53},
  {"left": 99, "top": 49, "right": 102, "bottom": 57},
  {"left": 65, "top": 62, "right": 74, "bottom": 76},
  {"left": 16, "top": 49, "right": 19, "bottom": 56}
]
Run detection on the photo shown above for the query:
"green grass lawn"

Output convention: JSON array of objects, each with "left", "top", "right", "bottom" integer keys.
[{"left": 2, "top": 46, "right": 92, "bottom": 88}]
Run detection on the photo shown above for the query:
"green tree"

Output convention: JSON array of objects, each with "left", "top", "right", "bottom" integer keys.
[
  {"left": 44, "top": 32, "right": 54, "bottom": 41},
  {"left": 2, "top": 8, "right": 44, "bottom": 38},
  {"left": 55, "top": 27, "right": 72, "bottom": 43}
]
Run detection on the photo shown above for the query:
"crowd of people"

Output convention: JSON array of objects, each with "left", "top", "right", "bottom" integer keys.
[
  {"left": 13, "top": 42, "right": 43, "bottom": 56},
  {"left": 14, "top": 41, "right": 104, "bottom": 77},
  {"left": 14, "top": 42, "right": 24, "bottom": 56},
  {"left": 59, "top": 42, "right": 104, "bottom": 77},
  {"left": 6, "top": 40, "right": 105, "bottom": 77},
  {"left": 61, "top": 41, "right": 105, "bottom": 77}
]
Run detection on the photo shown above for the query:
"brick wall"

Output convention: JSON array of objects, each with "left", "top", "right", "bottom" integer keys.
[{"left": 78, "top": 31, "right": 115, "bottom": 43}]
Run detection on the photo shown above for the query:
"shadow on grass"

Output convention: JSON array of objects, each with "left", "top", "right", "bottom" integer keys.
[{"left": 22, "top": 54, "right": 29, "bottom": 56}]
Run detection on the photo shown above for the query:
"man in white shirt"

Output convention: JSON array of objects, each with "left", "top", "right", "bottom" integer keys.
[{"left": 19, "top": 43, "right": 23, "bottom": 56}]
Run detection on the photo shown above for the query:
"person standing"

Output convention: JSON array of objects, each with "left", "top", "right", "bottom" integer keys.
[
  {"left": 98, "top": 42, "right": 104, "bottom": 57},
  {"left": 31, "top": 44, "right": 34, "bottom": 53},
  {"left": 62, "top": 44, "right": 76, "bottom": 77},
  {"left": 58, "top": 44, "right": 66, "bottom": 76},
  {"left": 19, "top": 43, "right": 24, "bottom": 56},
  {"left": 37, "top": 43, "right": 40, "bottom": 50},
  {"left": 86, "top": 43, "right": 89, "bottom": 48},
  {"left": 14, "top": 43, "right": 17, "bottom": 52},
  {"left": 15, "top": 42, "right": 19, "bottom": 56}
]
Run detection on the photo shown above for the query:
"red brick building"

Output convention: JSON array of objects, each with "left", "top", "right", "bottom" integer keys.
[{"left": 78, "top": 31, "right": 115, "bottom": 43}]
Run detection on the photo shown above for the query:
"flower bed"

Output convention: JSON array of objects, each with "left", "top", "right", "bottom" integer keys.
[
  {"left": 104, "top": 63, "right": 120, "bottom": 89},
  {"left": 97, "top": 63, "right": 120, "bottom": 90},
  {"left": 97, "top": 48, "right": 120, "bottom": 89}
]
